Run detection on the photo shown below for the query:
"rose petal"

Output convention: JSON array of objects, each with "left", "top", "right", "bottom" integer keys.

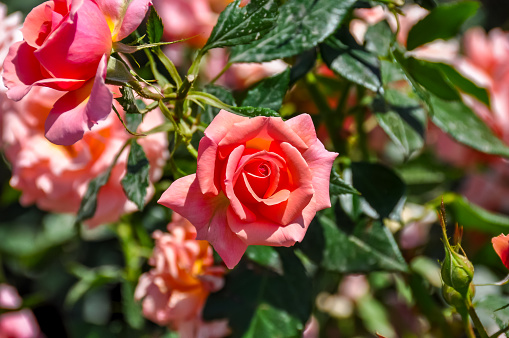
[
  {"left": 34, "top": 0, "right": 112, "bottom": 80},
  {"left": 21, "top": 2, "right": 55, "bottom": 48},
  {"left": 196, "top": 135, "right": 219, "bottom": 195},
  {"left": 302, "top": 139, "right": 338, "bottom": 210},
  {"left": 203, "top": 110, "right": 247, "bottom": 144},
  {"left": 219, "top": 116, "right": 309, "bottom": 152},
  {"left": 223, "top": 144, "right": 256, "bottom": 222},
  {"left": 116, "top": 0, "right": 152, "bottom": 41},
  {"left": 492, "top": 234, "right": 509, "bottom": 269},
  {"left": 45, "top": 55, "right": 113, "bottom": 145},
  {"left": 227, "top": 197, "right": 316, "bottom": 246},
  {"left": 285, "top": 113, "right": 318, "bottom": 148}
]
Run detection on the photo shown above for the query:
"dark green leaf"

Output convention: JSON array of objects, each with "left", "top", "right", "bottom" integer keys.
[
  {"left": 373, "top": 89, "right": 426, "bottom": 158},
  {"left": 106, "top": 57, "right": 136, "bottom": 86},
  {"left": 329, "top": 167, "right": 360, "bottom": 196},
  {"left": 202, "top": 85, "right": 236, "bottom": 124},
  {"left": 320, "top": 32, "right": 381, "bottom": 92},
  {"left": 242, "top": 68, "right": 290, "bottom": 111},
  {"left": 351, "top": 162, "right": 406, "bottom": 220},
  {"left": 121, "top": 141, "right": 150, "bottom": 210},
  {"left": 203, "top": 0, "right": 278, "bottom": 52},
  {"left": 397, "top": 57, "right": 460, "bottom": 101},
  {"left": 364, "top": 20, "right": 392, "bottom": 57},
  {"left": 230, "top": 0, "right": 356, "bottom": 63},
  {"left": 116, "top": 87, "right": 142, "bottom": 115},
  {"left": 429, "top": 95, "right": 509, "bottom": 157},
  {"left": 407, "top": 1, "right": 480, "bottom": 50},
  {"left": 126, "top": 113, "right": 143, "bottom": 132},
  {"left": 302, "top": 214, "right": 408, "bottom": 273},
  {"left": 434, "top": 62, "right": 490, "bottom": 107},
  {"left": 204, "top": 250, "right": 311, "bottom": 337},
  {"left": 77, "top": 171, "right": 111, "bottom": 223},
  {"left": 147, "top": 6, "right": 164, "bottom": 44},
  {"left": 289, "top": 48, "right": 317, "bottom": 85}
]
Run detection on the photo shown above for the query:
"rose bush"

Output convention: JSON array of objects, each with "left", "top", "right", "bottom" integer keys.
[
  {"left": 158, "top": 110, "right": 338, "bottom": 268},
  {"left": 2, "top": 0, "right": 151, "bottom": 145},
  {"left": 135, "top": 213, "right": 228, "bottom": 337}
]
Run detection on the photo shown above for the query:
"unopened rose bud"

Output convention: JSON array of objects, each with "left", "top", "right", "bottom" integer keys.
[{"left": 441, "top": 246, "right": 474, "bottom": 296}]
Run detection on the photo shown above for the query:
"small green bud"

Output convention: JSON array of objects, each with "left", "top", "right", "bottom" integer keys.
[{"left": 441, "top": 245, "right": 474, "bottom": 296}]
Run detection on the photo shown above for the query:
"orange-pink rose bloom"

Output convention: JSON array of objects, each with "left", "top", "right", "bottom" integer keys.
[
  {"left": 2, "top": 0, "right": 151, "bottom": 145},
  {"left": 492, "top": 233, "right": 509, "bottom": 270},
  {"left": 135, "top": 213, "right": 228, "bottom": 336},
  {"left": 158, "top": 110, "right": 338, "bottom": 268}
]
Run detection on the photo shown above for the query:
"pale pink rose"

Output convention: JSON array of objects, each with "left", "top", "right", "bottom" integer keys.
[
  {"left": 158, "top": 110, "right": 338, "bottom": 268},
  {"left": 0, "top": 86, "right": 169, "bottom": 227},
  {"left": 302, "top": 316, "right": 319, "bottom": 338},
  {"left": 2, "top": 0, "right": 151, "bottom": 145},
  {"left": 135, "top": 213, "right": 227, "bottom": 336},
  {"left": 0, "top": 284, "right": 41, "bottom": 338},
  {"left": 0, "top": 3, "right": 22, "bottom": 75}
]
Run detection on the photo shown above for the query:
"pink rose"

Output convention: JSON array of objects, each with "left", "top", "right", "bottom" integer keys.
[
  {"left": 2, "top": 0, "right": 151, "bottom": 145},
  {"left": 135, "top": 213, "right": 227, "bottom": 336},
  {"left": 0, "top": 3, "right": 22, "bottom": 75},
  {"left": 0, "top": 284, "right": 41, "bottom": 338},
  {"left": 0, "top": 86, "right": 169, "bottom": 227},
  {"left": 492, "top": 233, "right": 509, "bottom": 270},
  {"left": 158, "top": 110, "right": 338, "bottom": 268}
]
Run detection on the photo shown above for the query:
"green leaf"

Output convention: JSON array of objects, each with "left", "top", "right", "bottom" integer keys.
[
  {"left": 373, "top": 89, "right": 426, "bottom": 158},
  {"left": 351, "top": 162, "right": 406, "bottom": 220},
  {"left": 126, "top": 113, "right": 143, "bottom": 132},
  {"left": 121, "top": 141, "right": 150, "bottom": 210},
  {"left": 242, "top": 68, "right": 290, "bottom": 111},
  {"left": 364, "top": 20, "right": 393, "bottom": 57},
  {"left": 65, "top": 265, "right": 122, "bottom": 306},
  {"left": 116, "top": 87, "right": 142, "bottom": 115},
  {"left": 320, "top": 32, "right": 381, "bottom": 92},
  {"left": 77, "top": 171, "right": 112, "bottom": 223},
  {"left": 300, "top": 215, "right": 408, "bottom": 273},
  {"left": 203, "top": 250, "right": 311, "bottom": 337},
  {"left": 106, "top": 57, "right": 136, "bottom": 86},
  {"left": 147, "top": 6, "right": 164, "bottom": 44},
  {"left": 230, "top": 0, "right": 356, "bottom": 63},
  {"left": 289, "top": 48, "right": 317, "bottom": 85},
  {"left": 397, "top": 56, "right": 461, "bottom": 101},
  {"left": 203, "top": 0, "right": 278, "bottom": 52},
  {"left": 329, "top": 167, "right": 360, "bottom": 196},
  {"left": 407, "top": 1, "right": 480, "bottom": 50},
  {"left": 429, "top": 95, "right": 509, "bottom": 157},
  {"left": 432, "top": 193, "right": 509, "bottom": 235},
  {"left": 245, "top": 246, "right": 282, "bottom": 271},
  {"left": 433, "top": 62, "right": 490, "bottom": 107},
  {"left": 228, "top": 106, "right": 280, "bottom": 118},
  {"left": 475, "top": 295, "right": 509, "bottom": 331}
]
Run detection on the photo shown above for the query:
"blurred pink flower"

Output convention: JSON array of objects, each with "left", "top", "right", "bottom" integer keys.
[
  {"left": 135, "top": 213, "right": 228, "bottom": 337},
  {"left": 0, "top": 284, "right": 41, "bottom": 338},
  {"left": 0, "top": 3, "right": 22, "bottom": 75},
  {"left": 0, "top": 86, "right": 168, "bottom": 227}
]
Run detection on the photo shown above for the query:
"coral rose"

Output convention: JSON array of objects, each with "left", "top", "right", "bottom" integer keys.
[
  {"left": 492, "top": 233, "right": 509, "bottom": 270},
  {"left": 0, "top": 86, "right": 168, "bottom": 227},
  {"left": 158, "top": 110, "right": 338, "bottom": 268},
  {"left": 2, "top": 0, "right": 151, "bottom": 145},
  {"left": 135, "top": 213, "right": 228, "bottom": 337}
]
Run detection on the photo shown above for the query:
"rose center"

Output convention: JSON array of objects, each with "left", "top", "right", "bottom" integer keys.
[{"left": 258, "top": 163, "right": 270, "bottom": 176}]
